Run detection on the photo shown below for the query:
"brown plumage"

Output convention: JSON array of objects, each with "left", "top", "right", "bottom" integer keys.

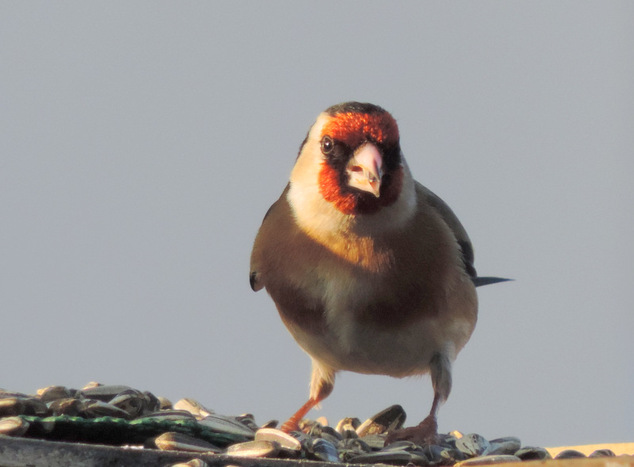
[{"left": 250, "top": 102, "right": 505, "bottom": 444}]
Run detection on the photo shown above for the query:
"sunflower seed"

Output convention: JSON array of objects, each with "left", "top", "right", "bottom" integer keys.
[
  {"left": 255, "top": 427, "right": 301, "bottom": 451},
  {"left": 80, "top": 399, "right": 134, "bottom": 419},
  {"left": 47, "top": 397, "right": 82, "bottom": 416},
  {"left": 109, "top": 389, "right": 147, "bottom": 418},
  {"left": 0, "top": 416, "right": 30, "bottom": 436},
  {"left": 197, "top": 414, "right": 255, "bottom": 438},
  {"left": 336, "top": 417, "right": 361, "bottom": 434},
  {"left": 174, "top": 398, "right": 215, "bottom": 419},
  {"left": 555, "top": 449, "right": 586, "bottom": 459},
  {"left": 590, "top": 449, "right": 616, "bottom": 457},
  {"left": 515, "top": 446, "right": 552, "bottom": 460},
  {"left": 226, "top": 440, "right": 280, "bottom": 458},
  {"left": 456, "top": 433, "right": 491, "bottom": 457},
  {"left": 488, "top": 436, "right": 521, "bottom": 455},
  {"left": 154, "top": 432, "right": 221, "bottom": 453},
  {"left": 356, "top": 405, "right": 406, "bottom": 436},
  {"left": 79, "top": 384, "right": 132, "bottom": 401},
  {"left": 310, "top": 438, "right": 340, "bottom": 462},
  {"left": 37, "top": 386, "right": 73, "bottom": 402}
]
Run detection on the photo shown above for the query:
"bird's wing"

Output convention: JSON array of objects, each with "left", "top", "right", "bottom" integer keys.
[
  {"left": 249, "top": 184, "right": 291, "bottom": 292},
  {"left": 415, "top": 182, "right": 477, "bottom": 279},
  {"left": 416, "top": 182, "right": 511, "bottom": 287}
]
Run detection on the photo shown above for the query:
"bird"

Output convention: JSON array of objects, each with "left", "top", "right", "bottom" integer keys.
[{"left": 249, "top": 102, "right": 508, "bottom": 445}]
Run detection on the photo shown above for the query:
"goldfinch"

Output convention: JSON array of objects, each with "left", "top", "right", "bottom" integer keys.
[{"left": 250, "top": 102, "right": 507, "bottom": 444}]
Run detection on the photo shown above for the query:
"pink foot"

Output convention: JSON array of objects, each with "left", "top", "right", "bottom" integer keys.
[
  {"left": 385, "top": 414, "right": 438, "bottom": 446},
  {"left": 280, "top": 419, "right": 300, "bottom": 433}
]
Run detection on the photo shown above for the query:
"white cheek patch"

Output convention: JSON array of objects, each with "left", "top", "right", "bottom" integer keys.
[{"left": 288, "top": 115, "right": 350, "bottom": 235}]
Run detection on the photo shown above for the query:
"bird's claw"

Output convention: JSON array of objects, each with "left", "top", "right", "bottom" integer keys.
[
  {"left": 280, "top": 419, "right": 300, "bottom": 434},
  {"left": 385, "top": 414, "right": 438, "bottom": 446}
]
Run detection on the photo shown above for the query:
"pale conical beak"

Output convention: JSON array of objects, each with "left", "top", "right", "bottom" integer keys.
[{"left": 346, "top": 143, "right": 384, "bottom": 198}]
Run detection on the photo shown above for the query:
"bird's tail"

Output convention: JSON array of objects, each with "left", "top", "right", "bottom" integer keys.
[{"left": 472, "top": 276, "right": 513, "bottom": 287}]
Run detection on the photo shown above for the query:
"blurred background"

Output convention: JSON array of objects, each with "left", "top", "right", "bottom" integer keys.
[{"left": 1, "top": 1, "right": 632, "bottom": 448}]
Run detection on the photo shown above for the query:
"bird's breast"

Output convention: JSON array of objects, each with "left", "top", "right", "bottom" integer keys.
[
  {"left": 253, "top": 190, "right": 477, "bottom": 377},
  {"left": 273, "top": 251, "right": 475, "bottom": 377}
]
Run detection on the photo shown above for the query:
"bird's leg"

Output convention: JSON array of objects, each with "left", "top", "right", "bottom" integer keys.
[
  {"left": 280, "top": 360, "right": 335, "bottom": 433},
  {"left": 279, "top": 396, "right": 323, "bottom": 433},
  {"left": 385, "top": 353, "right": 452, "bottom": 446}
]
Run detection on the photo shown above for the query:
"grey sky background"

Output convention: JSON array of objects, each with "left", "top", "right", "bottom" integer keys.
[{"left": 1, "top": 2, "right": 632, "bottom": 448}]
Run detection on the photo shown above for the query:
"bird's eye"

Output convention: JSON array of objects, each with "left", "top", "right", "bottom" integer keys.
[{"left": 321, "top": 136, "right": 334, "bottom": 155}]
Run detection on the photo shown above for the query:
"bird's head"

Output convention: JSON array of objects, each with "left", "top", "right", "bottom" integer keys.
[{"left": 290, "top": 102, "right": 408, "bottom": 219}]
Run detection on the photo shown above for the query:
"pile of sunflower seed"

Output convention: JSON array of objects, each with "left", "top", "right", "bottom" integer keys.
[{"left": 0, "top": 383, "right": 618, "bottom": 467}]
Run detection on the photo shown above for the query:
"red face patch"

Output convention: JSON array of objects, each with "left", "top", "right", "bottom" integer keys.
[
  {"left": 318, "top": 111, "right": 402, "bottom": 215},
  {"left": 321, "top": 112, "right": 399, "bottom": 149},
  {"left": 318, "top": 162, "right": 358, "bottom": 215},
  {"left": 319, "top": 162, "right": 403, "bottom": 215}
]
